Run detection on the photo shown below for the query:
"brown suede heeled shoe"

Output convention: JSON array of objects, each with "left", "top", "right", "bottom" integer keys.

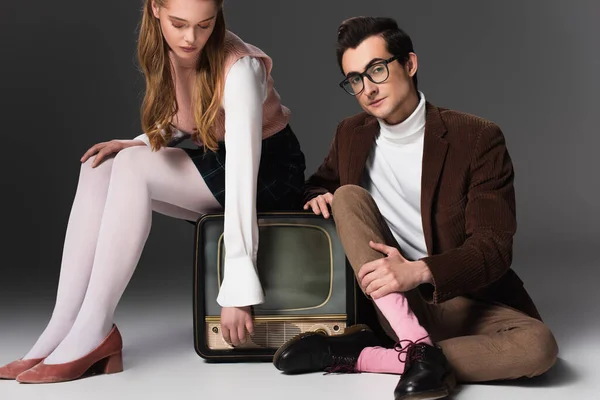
[
  {"left": 0, "top": 358, "right": 44, "bottom": 380},
  {"left": 16, "top": 324, "right": 123, "bottom": 384}
]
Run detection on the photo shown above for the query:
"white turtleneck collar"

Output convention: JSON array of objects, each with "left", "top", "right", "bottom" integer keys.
[{"left": 378, "top": 91, "right": 426, "bottom": 145}]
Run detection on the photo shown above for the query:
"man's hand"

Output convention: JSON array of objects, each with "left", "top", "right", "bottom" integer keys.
[
  {"left": 303, "top": 193, "right": 334, "bottom": 218},
  {"left": 80, "top": 139, "right": 146, "bottom": 168},
  {"left": 357, "top": 241, "right": 433, "bottom": 299},
  {"left": 220, "top": 306, "right": 254, "bottom": 347}
]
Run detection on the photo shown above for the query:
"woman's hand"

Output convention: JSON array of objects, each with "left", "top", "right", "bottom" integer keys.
[
  {"left": 220, "top": 306, "right": 254, "bottom": 347},
  {"left": 80, "top": 139, "right": 146, "bottom": 167}
]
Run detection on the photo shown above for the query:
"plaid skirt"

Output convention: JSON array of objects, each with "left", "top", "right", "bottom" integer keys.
[{"left": 183, "top": 125, "right": 306, "bottom": 211}]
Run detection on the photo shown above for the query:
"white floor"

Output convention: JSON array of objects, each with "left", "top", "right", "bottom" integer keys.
[
  {"left": 1, "top": 251, "right": 599, "bottom": 400},
  {"left": 1, "top": 301, "right": 597, "bottom": 400}
]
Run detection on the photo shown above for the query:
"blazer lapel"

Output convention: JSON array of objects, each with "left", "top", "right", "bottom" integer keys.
[
  {"left": 421, "top": 103, "right": 449, "bottom": 255},
  {"left": 347, "top": 116, "right": 379, "bottom": 185}
]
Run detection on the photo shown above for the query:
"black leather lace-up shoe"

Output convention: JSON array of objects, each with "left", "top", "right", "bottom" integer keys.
[
  {"left": 273, "top": 324, "right": 381, "bottom": 374},
  {"left": 394, "top": 342, "right": 456, "bottom": 400}
]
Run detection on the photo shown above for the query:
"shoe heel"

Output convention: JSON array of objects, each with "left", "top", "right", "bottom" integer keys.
[
  {"left": 444, "top": 371, "right": 457, "bottom": 390},
  {"left": 102, "top": 352, "right": 123, "bottom": 374}
]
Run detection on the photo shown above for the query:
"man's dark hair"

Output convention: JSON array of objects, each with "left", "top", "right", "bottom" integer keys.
[{"left": 336, "top": 17, "right": 418, "bottom": 90}]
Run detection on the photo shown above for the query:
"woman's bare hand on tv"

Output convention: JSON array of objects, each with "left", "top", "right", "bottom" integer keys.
[
  {"left": 304, "top": 193, "right": 334, "bottom": 218},
  {"left": 220, "top": 306, "right": 254, "bottom": 347},
  {"left": 80, "top": 139, "right": 146, "bottom": 168}
]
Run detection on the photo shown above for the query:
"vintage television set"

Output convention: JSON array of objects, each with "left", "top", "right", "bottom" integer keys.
[{"left": 193, "top": 212, "right": 366, "bottom": 362}]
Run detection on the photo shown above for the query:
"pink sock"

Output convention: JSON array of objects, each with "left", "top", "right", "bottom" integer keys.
[
  {"left": 354, "top": 294, "right": 432, "bottom": 374},
  {"left": 374, "top": 293, "right": 432, "bottom": 345},
  {"left": 356, "top": 346, "right": 405, "bottom": 374}
]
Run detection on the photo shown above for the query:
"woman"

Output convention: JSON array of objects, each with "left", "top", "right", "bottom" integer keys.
[{"left": 0, "top": 0, "right": 305, "bottom": 383}]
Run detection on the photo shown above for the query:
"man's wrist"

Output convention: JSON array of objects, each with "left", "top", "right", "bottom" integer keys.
[{"left": 414, "top": 260, "right": 434, "bottom": 285}]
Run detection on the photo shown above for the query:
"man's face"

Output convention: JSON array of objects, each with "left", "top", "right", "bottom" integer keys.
[{"left": 341, "top": 35, "right": 418, "bottom": 124}]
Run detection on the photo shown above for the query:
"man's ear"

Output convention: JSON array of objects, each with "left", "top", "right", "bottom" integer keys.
[{"left": 406, "top": 52, "right": 418, "bottom": 77}]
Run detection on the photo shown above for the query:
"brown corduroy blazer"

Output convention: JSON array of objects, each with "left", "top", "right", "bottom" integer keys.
[{"left": 305, "top": 102, "right": 542, "bottom": 320}]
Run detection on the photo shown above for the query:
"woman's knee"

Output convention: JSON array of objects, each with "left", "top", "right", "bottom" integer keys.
[
  {"left": 79, "top": 156, "right": 114, "bottom": 182},
  {"left": 112, "top": 146, "right": 149, "bottom": 173}
]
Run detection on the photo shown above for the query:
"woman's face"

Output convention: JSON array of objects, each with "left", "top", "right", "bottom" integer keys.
[{"left": 152, "top": 0, "right": 218, "bottom": 64}]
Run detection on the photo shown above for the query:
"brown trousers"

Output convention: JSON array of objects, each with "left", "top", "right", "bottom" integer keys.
[{"left": 331, "top": 185, "right": 558, "bottom": 383}]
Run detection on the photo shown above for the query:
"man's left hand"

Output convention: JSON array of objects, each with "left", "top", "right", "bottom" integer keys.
[{"left": 357, "top": 241, "right": 433, "bottom": 299}]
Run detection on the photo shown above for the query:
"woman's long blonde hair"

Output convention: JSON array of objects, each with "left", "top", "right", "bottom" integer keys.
[{"left": 137, "top": 0, "right": 226, "bottom": 151}]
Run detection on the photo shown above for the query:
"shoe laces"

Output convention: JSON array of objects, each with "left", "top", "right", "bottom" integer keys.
[
  {"left": 394, "top": 335, "right": 430, "bottom": 364},
  {"left": 323, "top": 355, "right": 359, "bottom": 375}
]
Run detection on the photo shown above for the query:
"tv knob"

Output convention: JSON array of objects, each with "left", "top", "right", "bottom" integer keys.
[{"left": 309, "top": 324, "right": 333, "bottom": 336}]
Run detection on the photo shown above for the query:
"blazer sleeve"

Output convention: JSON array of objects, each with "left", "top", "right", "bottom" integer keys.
[
  {"left": 419, "top": 123, "right": 517, "bottom": 304},
  {"left": 303, "top": 122, "right": 343, "bottom": 204}
]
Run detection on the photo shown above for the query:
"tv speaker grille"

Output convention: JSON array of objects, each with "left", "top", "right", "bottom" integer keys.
[{"left": 206, "top": 319, "right": 347, "bottom": 350}]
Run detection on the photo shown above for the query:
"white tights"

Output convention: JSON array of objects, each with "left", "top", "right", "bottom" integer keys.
[{"left": 24, "top": 146, "right": 222, "bottom": 364}]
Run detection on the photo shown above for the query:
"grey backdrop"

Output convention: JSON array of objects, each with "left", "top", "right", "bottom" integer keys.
[{"left": 0, "top": 0, "right": 598, "bottom": 339}]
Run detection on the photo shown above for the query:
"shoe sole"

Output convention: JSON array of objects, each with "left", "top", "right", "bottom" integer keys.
[
  {"left": 395, "top": 372, "right": 457, "bottom": 400},
  {"left": 272, "top": 324, "right": 372, "bottom": 369}
]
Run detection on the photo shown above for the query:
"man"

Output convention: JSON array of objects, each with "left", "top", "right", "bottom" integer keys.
[{"left": 272, "top": 17, "right": 558, "bottom": 400}]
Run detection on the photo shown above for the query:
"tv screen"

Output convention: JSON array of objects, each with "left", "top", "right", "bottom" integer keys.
[
  {"left": 200, "top": 213, "right": 349, "bottom": 318},
  {"left": 218, "top": 224, "right": 333, "bottom": 311}
]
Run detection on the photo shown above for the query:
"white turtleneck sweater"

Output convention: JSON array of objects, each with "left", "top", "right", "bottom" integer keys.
[{"left": 360, "top": 92, "right": 428, "bottom": 261}]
